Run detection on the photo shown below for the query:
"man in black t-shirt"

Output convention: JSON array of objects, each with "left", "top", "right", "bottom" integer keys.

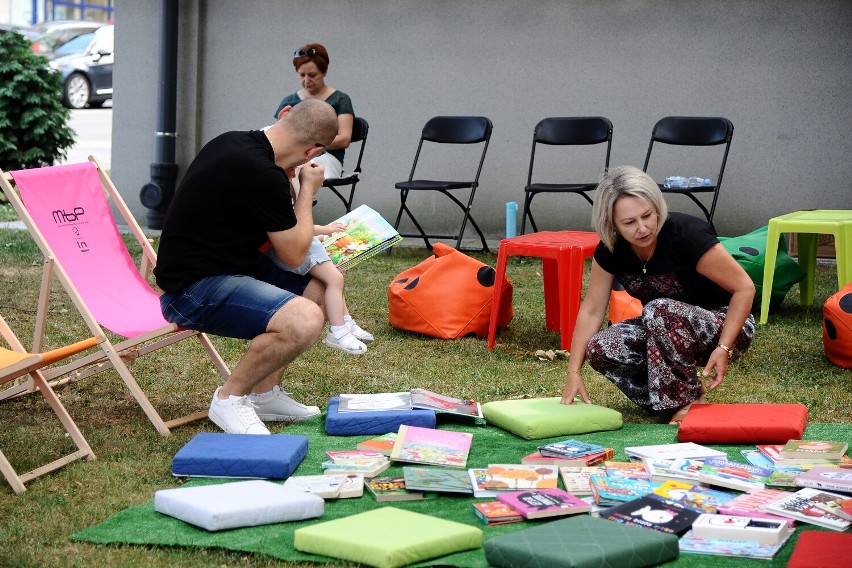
[{"left": 155, "top": 99, "right": 339, "bottom": 435}]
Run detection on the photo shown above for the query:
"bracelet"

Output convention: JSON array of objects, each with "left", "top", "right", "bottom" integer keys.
[{"left": 717, "top": 343, "right": 734, "bottom": 359}]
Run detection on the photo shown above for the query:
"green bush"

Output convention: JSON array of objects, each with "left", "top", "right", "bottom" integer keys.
[{"left": 0, "top": 29, "right": 75, "bottom": 183}]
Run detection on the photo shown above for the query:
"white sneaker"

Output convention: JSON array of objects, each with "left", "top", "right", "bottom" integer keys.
[
  {"left": 346, "top": 318, "right": 374, "bottom": 343},
  {"left": 250, "top": 385, "right": 321, "bottom": 422},
  {"left": 208, "top": 387, "right": 270, "bottom": 434},
  {"left": 324, "top": 328, "right": 367, "bottom": 354}
]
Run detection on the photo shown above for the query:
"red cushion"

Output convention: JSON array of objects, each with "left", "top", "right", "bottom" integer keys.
[
  {"left": 787, "top": 531, "right": 852, "bottom": 568},
  {"left": 677, "top": 403, "right": 807, "bottom": 444}
]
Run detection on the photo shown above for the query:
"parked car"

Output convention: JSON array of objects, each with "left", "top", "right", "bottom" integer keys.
[
  {"left": 49, "top": 25, "right": 113, "bottom": 109},
  {"left": 30, "top": 19, "right": 105, "bottom": 56}
]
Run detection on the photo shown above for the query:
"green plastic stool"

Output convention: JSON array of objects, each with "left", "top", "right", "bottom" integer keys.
[{"left": 760, "top": 209, "right": 852, "bottom": 324}]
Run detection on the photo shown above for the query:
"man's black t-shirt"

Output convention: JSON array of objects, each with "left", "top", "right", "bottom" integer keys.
[
  {"left": 594, "top": 212, "right": 730, "bottom": 309},
  {"left": 154, "top": 130, "right": 296, "bottom": 294}
]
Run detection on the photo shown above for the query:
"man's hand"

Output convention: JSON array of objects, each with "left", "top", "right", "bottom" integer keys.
[{"left": 298, "top": 162, "right": 325, "bottom": 196}]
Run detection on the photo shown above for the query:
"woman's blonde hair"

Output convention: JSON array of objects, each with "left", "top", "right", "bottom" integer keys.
[{"left": 591, "top": 166, "right": 668, "bottom": 252}]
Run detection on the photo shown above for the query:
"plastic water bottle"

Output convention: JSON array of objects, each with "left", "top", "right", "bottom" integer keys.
[
  {"left": 505, "top": 201, "right": 518, "bottom": 238},
  {"left": 663, "top": 176, "right": 689, "bottom": 189},
  {"left": 687, "top": 176, "right": 713, "bottom": 188}
]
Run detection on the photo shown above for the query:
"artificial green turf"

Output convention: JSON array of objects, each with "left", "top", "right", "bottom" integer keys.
[{"left": 72, "top": 419, "right": 850, "bottom": 567}]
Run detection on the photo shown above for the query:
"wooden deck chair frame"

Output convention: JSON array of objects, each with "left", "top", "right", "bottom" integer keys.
[
  {"left": 1, "top": 314, "right": 98, "bottom": 493},
  {"left": 0, "top": 156, "right": 231, "bottom": 436}
]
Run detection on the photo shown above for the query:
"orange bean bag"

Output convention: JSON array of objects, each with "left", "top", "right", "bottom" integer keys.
[
  {"left": 823, "top": 282, "right": 852, "bottom": 369},
  {"left": 388, "top": 243, "right": 513, "bottom": 339},
  {"left": 608, "top": 288, "right": 643, "bottom": 325}
]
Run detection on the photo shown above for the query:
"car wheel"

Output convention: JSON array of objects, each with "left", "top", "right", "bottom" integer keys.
[{"left": 63, "top": 73, "right": 91, "bottom": 109}]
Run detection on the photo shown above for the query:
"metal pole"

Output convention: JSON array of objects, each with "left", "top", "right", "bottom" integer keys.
[{"left": 139, "top": 0, "right": 179, "bottom": 229}]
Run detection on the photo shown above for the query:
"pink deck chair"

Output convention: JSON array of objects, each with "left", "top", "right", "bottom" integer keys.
[{"left": 0, "top": 157, "right": 230, "bottom": 436}]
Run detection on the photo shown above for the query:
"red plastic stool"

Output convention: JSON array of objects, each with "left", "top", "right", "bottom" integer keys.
[{"left": 487, "top": 231, "right": 600, "bottom": 350}]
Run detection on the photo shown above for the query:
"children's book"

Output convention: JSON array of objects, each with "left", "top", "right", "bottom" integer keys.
[
  {"left": 604, "top": 460, "right": 650, "bottom": 480},
  {"left": 537, "top": 439, "right": 606, "bottom": 459},
  {"left": 337, "top": 389, "right": 483, "bottom": 419},
  {"left": 692, "top": 513, "right": 790, "bottom": 545},
  {"left": 762, "top": 487, "right": 852, "bottom": 531},
  {"left": 468, "top": 468, "right": 502, "bottom": 498},
  {"left": 402, "top": 466, "right": 473, "bottom": 494},
  {"left": 322, "top": 204, "right": 402, "bottom": 271},
  {"left": 322, "top": 458, "right": 390, "bottom": 478},
  {"left": 389, "top": 425, "right": 473, "bottom": 468},
  {"left": 365, "top": 476, "right": 426, "bottom": 502},
  {"left": 716, "top": 487, "right": 796, "bottom": 527},
  {"left": 780, "top": 440, "right": 848, "bottom": 462},
  {"left": 642, "top": 457, "right": 704, "bottom": 484},
  {"left": 558, "top": 466, "right": 606, "bottom": 496},
  {"left": 484, "top": 464, "right": 559, "bottom": 490},
  {"left": 521, "top": 448, "right": 614, "bottom": 467},
  {"left": 826, "top": 497, "right": 852, "bottom": 521},
  {"left": 496, "top": 488, "right": 591, "bottom": 519},
  {"left": 325, "top": 450, "right": 387, "bottom": 463},
  {"left": 409, "top": 388, "right": 483, "bottom": 419},
  {"left": 795, "top": 466, "right": 852, "bottom": 493},
  {"left": 766, "top": 468, "right": 800, "bottom": 488},
  {"left": 698, "top": 457, "right": 772, "bottom": 492},
  {"left": 601, "top": 494, "right": 702, "bottom": 536},
  {"left": 679, "top": 528, "right": 791, "bottom": 560},
  {"left": 283, "top": 473, "right": 364, "bottom": 499},
  {"left": 589, "top": 474, "right": 658, "bottom": 506},
  {"left": 337, "top": 392, "right": 412, "bottom": 413},
  {"left": 624, "top": 442, "right": 726, "bottom": 461},
  {"left": 651, "top": 480, "right": 737, "bottom": 514},
  {"left": 758, "top": 443, "right": 852, "bottom": 468},
  {"left": 471, "top": 501, "right": 524, "bottom": 525},
  {"left": 357, "top": 432, "right": 398, "bottom": 455}
]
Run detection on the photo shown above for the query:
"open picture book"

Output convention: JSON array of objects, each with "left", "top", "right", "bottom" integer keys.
[
  {"left": 337, "top": 388, "right": 483, "bottom": 419},
  {"left": 322, "top": 204, "right": 402, "bottom": 271}
]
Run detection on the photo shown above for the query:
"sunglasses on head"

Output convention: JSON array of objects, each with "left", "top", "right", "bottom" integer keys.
[{"left": 294, "top": 48, "right": 318, "bottom": 58}]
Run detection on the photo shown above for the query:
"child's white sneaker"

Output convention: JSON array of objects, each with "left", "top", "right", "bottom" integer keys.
[
  {"left": 324, "top": 328, "right": 367, "bottom": 354},
  {"left": 344, "top": 315, "right": 374, "bottom": 343}
]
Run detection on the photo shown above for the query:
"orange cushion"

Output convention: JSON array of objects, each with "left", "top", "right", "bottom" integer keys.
[
  {"left": 388, "top": 243, "right": 513, "bottom": 339},
  {"left": 608, "top": 289, "right": 642, "bottom": 324},
  {"left": 823, "top": 282, "right": 852, "bottom": 369},
  {"left": 677, "top": 403, "right": 807, "bottom": 444}
]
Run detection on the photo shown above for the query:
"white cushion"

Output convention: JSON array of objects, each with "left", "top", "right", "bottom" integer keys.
[{"left": 154, "top": 480, "right": 324, "bottom": 531}]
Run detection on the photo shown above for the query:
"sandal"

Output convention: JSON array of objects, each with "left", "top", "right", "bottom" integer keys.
[
  {"left": 347, "top": 319, "right": 374, "bottom": 343},
  {"left": 668, "top": 394, "right": 709, "bottom": 425},
  {"left": 324, "top": 329, "right": 367, "bottom": 355}
]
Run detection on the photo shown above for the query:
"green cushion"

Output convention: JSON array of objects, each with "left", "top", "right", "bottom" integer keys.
[
  {"left": 719, "top": 225, "right": 805, "bottom": 311},
  {"left": 482, "top": 398, "right": 622, "bottom": 440},
  {"left": 293, "top": 507, "right": 482, "bottom": 568},
  {"left": 485, "top": 515, "right": 679, "bottom": 568}
]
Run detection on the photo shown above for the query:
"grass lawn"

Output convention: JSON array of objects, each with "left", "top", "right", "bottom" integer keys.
[{"left": 0, "top": 216, "right": 850, "bottom": 567}]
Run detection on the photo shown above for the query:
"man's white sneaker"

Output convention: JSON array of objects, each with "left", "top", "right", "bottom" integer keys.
[
  {"left": 324, "top": 328, "right": 367, "bottom": 354},
  {"left": 250, "top": 385, "right": 321, "bottom": 422},
  {"left": 208, "top": 387, "right": 270, "bottom": 434}
]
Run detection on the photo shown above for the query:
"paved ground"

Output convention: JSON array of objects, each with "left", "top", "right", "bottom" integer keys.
[{"left": 60, "top": 102, "right": 112, "bottom": 170}]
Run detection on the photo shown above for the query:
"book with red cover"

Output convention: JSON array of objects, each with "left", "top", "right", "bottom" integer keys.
[
  {"left": 471, "top": 501, "right": 524, "bottom": 525},
  {"left": 787, "top": 531, "right": 852, "bottom": 568},
  {"left": 496, "top": 488, "right": 591, "bottom": 519}
]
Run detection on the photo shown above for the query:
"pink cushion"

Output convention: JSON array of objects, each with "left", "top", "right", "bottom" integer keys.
[{"left": 677, "top": 403, "right": 807, "bottom": 444}]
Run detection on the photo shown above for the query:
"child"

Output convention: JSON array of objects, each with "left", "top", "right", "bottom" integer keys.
[{"left": 266, "top": 168, "right": 373, "bottom": 355}]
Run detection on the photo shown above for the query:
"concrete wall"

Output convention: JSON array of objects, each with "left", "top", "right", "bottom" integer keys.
[{"left": 113, "top": 1, "right": 852, "bottom": 241}]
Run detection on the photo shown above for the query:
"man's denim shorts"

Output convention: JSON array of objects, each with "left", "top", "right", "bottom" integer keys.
[{"left": 160, "top": 255, "right": 312, "bottom": 340}]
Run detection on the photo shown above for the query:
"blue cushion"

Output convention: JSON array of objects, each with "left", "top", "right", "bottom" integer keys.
[
  {"left": 325, "top": 397, "right": 436, "bottom": 435},
  {"left": 171, "top": 432, "right": 308, "bottom": 479}
]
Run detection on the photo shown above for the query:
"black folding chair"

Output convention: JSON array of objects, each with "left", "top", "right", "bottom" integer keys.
[
  {"left": 642, "top": 116, "right": 734, "bottom": 227},
  {"left": 521, "top": 116, "right": 613, "bottom": 234},
  {"left": 393, "top": 116, "right": 493, "bottom": 252},
  {"left": 322, "top": 116, "right": 369, "bottom": 214}
]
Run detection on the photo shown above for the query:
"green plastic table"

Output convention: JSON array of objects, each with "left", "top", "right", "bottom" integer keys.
[{"left": 760, "top": 209, "right": 852, "bottom": 324}]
